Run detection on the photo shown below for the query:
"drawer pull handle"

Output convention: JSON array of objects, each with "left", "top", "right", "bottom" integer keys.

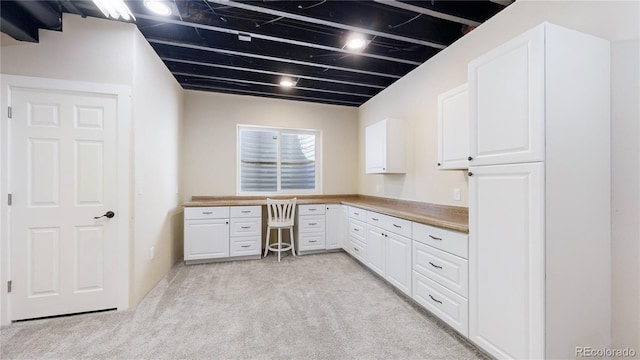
[
  {"left": 428, "top": 235, "right": 442, "bottom": 241},
  {"left": 353, "top": 228, "right": 359, "bottom": 232},
  {"left": 393, "top": 224, "right": 401, "bottom": 228},
  {"left": 308, "top": 208, "right": 317, "bottom": 211},
  {"left": 429, "top": 262, "right": 442, "bottom": 269},
  {"left": 353, "top": 247, "right": 359, "bottom": 252},
  {"left": 309, "top": 222, "right": 317, "bottom": 226},
  {"left": 354, "top": 212, "right": 360, "bottom": 215},
  {"left": 202, "top": 211, "right": 213, "bottom": 215},
  {"left": 241, "top": 245, "right": 251, "bottom": 248},
  {"left": 429, "top": 294, "right": 442, "bottom": 304},
  {"left": 241, "top": 210, "right": 251, "bottom": 213},
  {"left": 371, "top": 217, "right": 379, "bottom": 221},
  {"left": 309, "top": 240, "right": 317, "bottom": 243},
  {"left": 241, "top": 226, "right": 251, "bottom": 229}
]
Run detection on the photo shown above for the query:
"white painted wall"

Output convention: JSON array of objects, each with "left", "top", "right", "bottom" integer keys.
[
  {"left": 357, "top": 0, "right": 639, "bottom": 354},
  {"left": 611, "top": 39, "right": 640, "bottom": 356},
  {"left": 0, "top": 14, "right": 184, "bottom": 310},
  {"left": 131, "top": 31, "right": 183, "bottom": 305},
  {"left": 182, "top": 90, "right": 358, "bottom": 200}
]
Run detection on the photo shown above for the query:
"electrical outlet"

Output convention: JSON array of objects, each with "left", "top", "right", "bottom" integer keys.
[
  {"left": 453, "top": 188, "right": 461, "bottom": 201},
  {"left": 149, "top": 246, "right": 155, "bottom": 260}
]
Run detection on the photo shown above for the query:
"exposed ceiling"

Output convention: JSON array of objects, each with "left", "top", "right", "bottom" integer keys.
[{"left": 1, "top": 0, "right": 511, "bottom": 107}]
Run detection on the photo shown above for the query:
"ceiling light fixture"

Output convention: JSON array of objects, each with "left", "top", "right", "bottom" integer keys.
[
  {"left": 144, "top": 0, "right": 173, "bottom": 16},
  {"left": 279, "top": 77, "right": 297, "bottom": 88},
  {"left": 345, "top": 33, "right": 368, "bottom": 50},
  {"left": 92, "top": 0, "right": 135, "bottom": 21}
]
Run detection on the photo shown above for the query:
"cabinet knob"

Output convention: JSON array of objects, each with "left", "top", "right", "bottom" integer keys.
[
  {"left": 437, "top": 163, "right": 441, "bottom": 166},
  {"left": 468, "top": 172, "right": 473, "bottom": 177},
  {"left": 468, "top": 156, "right": 473, "bottom": 161}
]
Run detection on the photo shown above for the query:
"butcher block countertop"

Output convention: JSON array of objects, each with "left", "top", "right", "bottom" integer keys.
[{"left": 185, "top": 194, "right": 468, "bottom": 233}]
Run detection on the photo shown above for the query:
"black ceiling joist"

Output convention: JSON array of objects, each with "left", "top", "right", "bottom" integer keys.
[{"left": 373, "top": 0, "right": 481, "bottom": 27}]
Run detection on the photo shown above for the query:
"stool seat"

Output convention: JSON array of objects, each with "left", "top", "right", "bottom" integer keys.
[{"left": 264, "top": 198, "right": 296, "bottom": 262}]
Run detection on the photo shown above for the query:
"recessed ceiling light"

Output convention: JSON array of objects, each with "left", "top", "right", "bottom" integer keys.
[
  {"left": 144, "top": 0, "right": 172, "bottom": 16},
  {"left": 280, "top": 78, "right": 297, "bottom": 88},
  {"left": 345, "top": 34, "right": 368, "bottom": 50}
]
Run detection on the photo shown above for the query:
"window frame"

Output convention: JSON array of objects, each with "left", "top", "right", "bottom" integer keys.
[{"left": 236, "top": 124, "right": 322, "bottom": 196}]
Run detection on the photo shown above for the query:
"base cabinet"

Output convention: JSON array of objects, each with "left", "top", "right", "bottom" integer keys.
[
  {"left": 184, "top": 206, "right": 261, "bottom": 263},
  {"left": 385, "top": 232, "right": 412, "bottom": 296}
]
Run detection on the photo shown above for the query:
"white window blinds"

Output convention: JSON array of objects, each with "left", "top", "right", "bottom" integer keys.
[{"left": 239, "top": 127, "right": 319, "bottom": 194}]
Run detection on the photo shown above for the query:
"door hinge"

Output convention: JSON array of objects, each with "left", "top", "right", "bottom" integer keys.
[
  {"left": 7, "top": 107, "right": 11, "bottom": 119},
  {"left": 7, "top": 194, "right": 12, "bottom": 206},
  {"left": 7, "top": 281, "right": 12, "bottom": 293}
]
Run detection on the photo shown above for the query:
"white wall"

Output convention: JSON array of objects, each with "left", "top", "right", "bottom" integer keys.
[
  {"left": 131, "top": 31, "right": 184, "bottom": 305},
  {"left": 1, "top": 14, "right": 184, "bottom": 309},
  {"left": 182, "top": 90, "right": 358, "bottom": 201},
  {"left": 611, "top": 38, "right": 640, "bottom": 355},
  {"left": 357, "top": 0, "right": 639, "bottom": 354}
]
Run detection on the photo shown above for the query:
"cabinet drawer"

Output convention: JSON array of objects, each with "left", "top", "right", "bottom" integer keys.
[
  {"left": 230, "top": 218, "right": 261, "bottom": 237},
  {"left": 230, "top": 206, "right": 261, "bottom": 218},
  {"left": 413, "top": 241, "right": 468, "bottom": 298},
  {"left": 367, "top": 211, "right": 412, "bottom": 238},
  {"left": 298, "top": 204, "right": 325, "bottom": 215},
  {"left": 230, "top": 236, "right": 260, "bottom": 256},
  {"left": 184, "top": 206, "right": 229, "bottom": 220},
  {"left": 298, "top": 232, "right": 326, "bottom": 251},
  {"left": 412, "top": 222, "right": 468, "bottom": 259},
  {"left": 298, "top": 216, "right": 325, "bottom": 233},
  {"left": 348, "top": 207, "right": 367, "bottom": 222},
  {"left": 413, "top": 271, "right": 469, "bottom": 337},
  {"left": 349, "top": 238, "right": 366, "bottom": 263},
  {"left": 349, "top": 219, "right": 366, "bottom": 242}
]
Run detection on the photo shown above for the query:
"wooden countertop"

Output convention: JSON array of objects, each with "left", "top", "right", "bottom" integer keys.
[{"left": 184, "top": 195, "right": 468, "bottom": 233}]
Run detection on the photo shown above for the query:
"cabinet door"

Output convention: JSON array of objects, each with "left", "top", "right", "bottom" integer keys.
[
  {"left": 468, "top": 162, "right": 544, "bottom": 359},
  {"left": 365, "top": 225, "right": 386, "bottom": 276},
  {"left": 385, "top": 232, "right": 411, "bottom": 296},
  {"left": 184, "top": 219, "right": 230, "bottom": 260},
  {"left": 438, "top": 83, "right": 469, "bottom": 169},
  {"left": 468, "top": 24, "right": 545, "bottom": 166},
  {"left": 325, "top": 204, "right": 343, "bottom": 250},
  {"left": 365, "top": 120, "right": 386, "bottom": 173}
]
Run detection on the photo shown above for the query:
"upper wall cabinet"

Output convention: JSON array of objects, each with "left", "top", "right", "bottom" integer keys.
[
  {"left": 365, "top": 118, "right": 406, "bottom": 174},
  {"left": 468, "top": 24, "right": 545, "bottom": 166},
  {"left": 438, "top": 83, "right": 469, "bottom": 170}
]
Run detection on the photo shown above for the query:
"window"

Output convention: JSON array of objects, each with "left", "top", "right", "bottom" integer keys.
[{"left": 238, "top": 126, "right": 321, "bottom": 194}]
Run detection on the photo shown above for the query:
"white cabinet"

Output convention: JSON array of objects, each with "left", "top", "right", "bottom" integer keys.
[
  {"left": 468, "top": 23, "right": 611, "bottom": 360},
  {"left": 437, "top": 83, "right": 469, "bottom": 169},
  {"left": 411, "top": 221, "right": 469, "bottom": 336},
  {"left": 385, "top": 232, "right": 412, "bottom": 295},
  {"left": 365, "top": 118, "right": 406, "bottom": 174},
  {"left": 365, "top": 224, "right": 386, "bottom": 276},
  {"left": 296, "top": 204, "right": 326, "bottom": 253},
  {"left": 184, "top": 206, "right": 261, "bottom": 263},
  {"left": 348, "top": 210, "right": 367, "bottom": 263},
  {"left": 468, "top": 25, "right": 545, "bottom": 167},
  {"left": 325, "top": 204, "right": 346, "bottom": 250},
  {"left": 360, "top": 209, "right": 412, "bottom": 296},
  {"left": 184, "top": 207, "right": 230, "bottom": 261}
]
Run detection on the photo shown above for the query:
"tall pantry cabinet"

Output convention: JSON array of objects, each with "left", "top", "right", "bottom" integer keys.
[{"left": 467, "top": 23, "right": 610, "bottom": 359}]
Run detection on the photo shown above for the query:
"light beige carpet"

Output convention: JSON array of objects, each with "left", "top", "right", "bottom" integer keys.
[{"left": 0, "top": 252, "right": 487, "bottom": 359}]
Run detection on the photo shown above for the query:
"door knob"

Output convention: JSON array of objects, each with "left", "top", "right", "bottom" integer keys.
[{"left": 94, "top": 211, "right": 115, "bottom": 219}]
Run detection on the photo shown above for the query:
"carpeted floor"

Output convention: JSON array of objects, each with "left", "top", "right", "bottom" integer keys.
[{"left": 0, "top": 252, "right": 487, "bottom": 359}]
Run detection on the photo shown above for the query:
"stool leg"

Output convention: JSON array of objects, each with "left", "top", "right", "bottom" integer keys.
[
  {"left": 277, "top": 228, "right": 282, "bottom": 262},
  {"left": 264, "top": 226, "right": 271, "bottom": 257},
  {"left": 289, "top": 227, "right": 296, "bottom": 256}
]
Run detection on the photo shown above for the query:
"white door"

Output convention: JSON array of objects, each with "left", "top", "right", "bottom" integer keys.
[
  {"left": 10, "top": 87, "right": 118, "bottom": 320},
  {"left": 324, "top": 204, "right": 343, "bottom": 250},
  {"left": 468, "top": 23, "right": 545, "bottom": 166},
  {"left": 385, "top": 232, "right": 411, "bottom": 296},
  {"left": 365, "top": 225, "right": 385, "bottom": 276},
  {"left": 438, "top": 83, "right": 469, "bottom": 170},
  {"left": 184, "top": 219, "right": 230, "bottom": 260},
  {"left": 468, "top": 162, "right": 545, "bottom": 359}
]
